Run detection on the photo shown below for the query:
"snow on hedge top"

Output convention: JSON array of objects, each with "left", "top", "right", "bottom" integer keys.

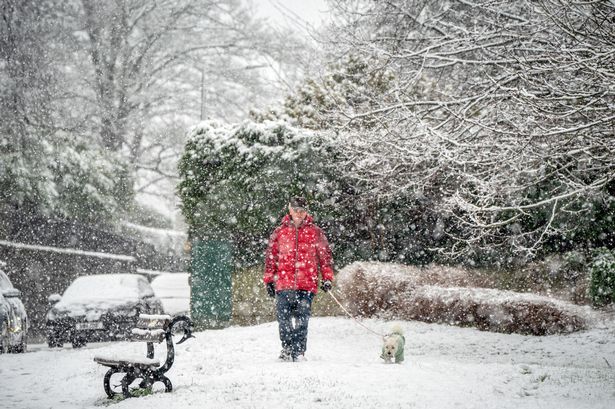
[
  {"left": 413, "top": 285, "right": 591, "bottom": 317},
  {"left": 337, "top": 261, "right": 476, "bottom": 288},
  {"left": 57, "top": 274, "right": 153, "bottom": 308},
  {"left": 186, "top": 119, "right": 315, "bottom": 162},
  {"left": 187, "top": 119, "right": 312, "bottom": 143}
]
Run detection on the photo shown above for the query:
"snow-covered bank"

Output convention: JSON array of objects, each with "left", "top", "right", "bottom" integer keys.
[{"left": 0, "top": 316, "right": 613, "bottom": 409}]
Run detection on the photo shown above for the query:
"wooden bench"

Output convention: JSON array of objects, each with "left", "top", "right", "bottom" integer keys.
[{"left": 93, "top": 314, "right": 194, "bottom": 399}]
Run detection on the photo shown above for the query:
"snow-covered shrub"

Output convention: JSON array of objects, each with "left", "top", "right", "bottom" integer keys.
[
  {"left": 0, "top": 140, "right": 55, "bottom": 213},
  {"left": 337, "top": 262, "right": 589, "bottom": 335},
  {"left": 399, "top": 286, "right": 587, "bottom": 336},
  {"left": 336, "top": 262, "right": 484, "bottom": 317},
  {"left": 51, "top": 136, "right": 133, "bottom": 223},
  {"left": 589, "top": 248, "right": 615, "bottom": 307}
]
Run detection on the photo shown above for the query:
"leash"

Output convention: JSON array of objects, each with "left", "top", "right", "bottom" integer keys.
[{"left": 327, "top": 290, "right": 385, "bottom": 338}]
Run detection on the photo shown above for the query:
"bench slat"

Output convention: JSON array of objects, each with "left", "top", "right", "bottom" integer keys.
[
  {"left": 136, "top": 314, "right": 171, "bottom": 330},
  {"left": 130, "top": 328, "right": 165, "bottom": 342}
]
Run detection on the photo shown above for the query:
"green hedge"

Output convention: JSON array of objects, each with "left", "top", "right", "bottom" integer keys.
[{"left": 589, "top": 248, "right": 615, "bottom": 306}]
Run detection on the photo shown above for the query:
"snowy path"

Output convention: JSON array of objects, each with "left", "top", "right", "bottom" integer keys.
[{"left": 0, "top": 317, "right": 613, "bottom": 409}]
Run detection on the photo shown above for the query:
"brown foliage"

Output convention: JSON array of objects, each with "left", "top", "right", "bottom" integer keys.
[{"left": 337, "top": 262, "right": 588, "bottom": 335}]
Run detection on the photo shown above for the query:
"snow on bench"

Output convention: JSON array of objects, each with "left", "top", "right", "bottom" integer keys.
[
  {"left": 93, "top": 315, "right": 169, "bottom": 369},
  {"left": 93, "top": 355, "right": 160, "bottom": 368},
  {"left": 138, "top": 314, "right": 172, "bottom": 321}
]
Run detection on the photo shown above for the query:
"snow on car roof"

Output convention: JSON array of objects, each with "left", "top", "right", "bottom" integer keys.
[
  {"left": 60, "top": 274, "right": 152, "bottom": 304},
  {"left": 150, "top": 273, "right": 190, "bottom": 316},
  {"left": 151, "top": 273, "right": 189, "bottom": 299}
]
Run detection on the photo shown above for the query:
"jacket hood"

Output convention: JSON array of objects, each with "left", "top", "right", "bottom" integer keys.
[{"left": 281, "top": 213, "right": 314, "bottom": 227}]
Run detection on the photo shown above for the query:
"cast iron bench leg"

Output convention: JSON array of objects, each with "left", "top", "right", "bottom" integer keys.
[
  {"left": 158, "top": 375, "right": 172, "bottom": 393},
  {"left": 103, "top": 367, "right": 122, "bottom": 398},
  {"left": 121, "top": 371, "right": 137, "bottom": 399}
]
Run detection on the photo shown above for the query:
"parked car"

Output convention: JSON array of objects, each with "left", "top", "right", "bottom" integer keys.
[
  {"left": 46, "top": 273, "right": 163, "bottom": 348},
  {"left": 150, "top": 273, "right": 190, "bottom": 317},
  {"left": 0, "top": 267, "right": 28, "bottom": 353}
]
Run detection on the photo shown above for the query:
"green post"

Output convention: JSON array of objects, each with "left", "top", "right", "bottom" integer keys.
[{"left": 190, "top": 239, "right": 233, "bottom": 330}]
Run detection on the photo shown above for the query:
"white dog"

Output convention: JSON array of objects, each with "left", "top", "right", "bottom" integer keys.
[{"left": 380, "top": 325, "right": 405, "bottom": 364}]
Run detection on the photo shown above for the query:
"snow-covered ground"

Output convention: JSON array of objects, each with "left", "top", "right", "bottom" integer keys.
[{"left": 1, "top": 316, "right": 614, "bottom": 409}]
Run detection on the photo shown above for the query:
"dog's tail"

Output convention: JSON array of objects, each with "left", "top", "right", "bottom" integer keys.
[{"left": 390, "top": 324, "right": 404, "bottom": 336}]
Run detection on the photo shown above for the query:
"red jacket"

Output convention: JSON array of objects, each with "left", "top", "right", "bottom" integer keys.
[{"left": 263, "top": 214, "right": 334, "bottom": 293}]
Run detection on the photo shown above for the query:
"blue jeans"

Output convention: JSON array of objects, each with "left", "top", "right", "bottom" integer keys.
[{"left": 275, "top": 290, "right": 314, "bottom": 357}]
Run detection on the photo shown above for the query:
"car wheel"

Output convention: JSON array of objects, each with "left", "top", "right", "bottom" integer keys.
[
  {"left": 47, "top": 331, "right": 59, "bottom": 348},
  {"left": 71, "top": 336, "right": 86, "bottom": 348},
  {"left": 11, "top": 340, "right": 27, "bottom": 353},
  {"left": 47, "top": 335, "right": 63, "bottom": 348}
]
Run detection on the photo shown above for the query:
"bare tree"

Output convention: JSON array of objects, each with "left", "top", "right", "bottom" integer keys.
[
  {"left": 52, "top": 0, "right": 311, "bottom": 215},
  {"left": 70, "top": 1, "right": 255, "bottom": 155}
]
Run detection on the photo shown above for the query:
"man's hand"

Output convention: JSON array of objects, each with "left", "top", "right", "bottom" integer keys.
[
  {"left": 266, "top": 282, "right": 276, "bottom": 298},
  {"left": 320, "top": 280, "right": 332, "bottom": 292}
]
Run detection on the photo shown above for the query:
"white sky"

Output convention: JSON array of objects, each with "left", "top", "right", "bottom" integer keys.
[{"left": 252, "top": 0, "right": 331, "bottom": 30}]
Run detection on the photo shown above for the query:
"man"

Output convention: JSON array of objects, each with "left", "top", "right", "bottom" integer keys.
[{"left": 263, "top": 196, "right": 334, "bottom": 362}]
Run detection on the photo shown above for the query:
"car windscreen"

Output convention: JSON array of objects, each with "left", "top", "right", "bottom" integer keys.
[
  {"left": 61, "top": 274, "right": 143, "bottom": 303},
  {"left": 0, "top": 270, "right": 14, "bottom": 290}
]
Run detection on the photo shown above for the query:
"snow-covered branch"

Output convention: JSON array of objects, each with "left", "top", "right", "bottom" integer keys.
[{"left": 319, "top": 0, "right": 615, "bottom": 259}]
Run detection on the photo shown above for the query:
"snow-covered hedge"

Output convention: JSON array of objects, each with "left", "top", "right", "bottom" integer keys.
[
  {"left": 178, "top": 119, "right": 337, "bottom": 264},
  {"left": 337, "top": 262, "right": 590, "bottom": 335}
]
